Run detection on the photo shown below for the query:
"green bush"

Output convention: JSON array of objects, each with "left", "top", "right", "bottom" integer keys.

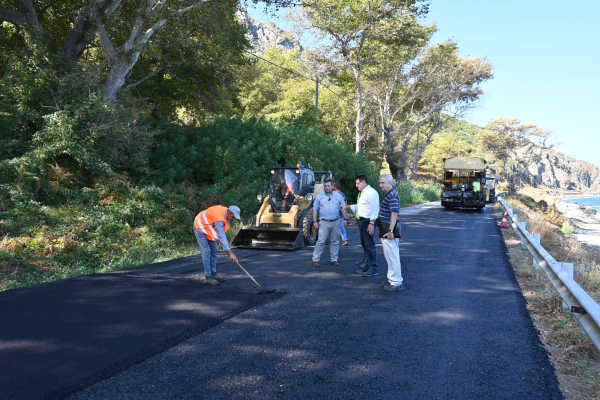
[
  {"left": 395, "top": 181, "right": 440, "bottom": 207},
  {"left": 1, "top": 117, "right": 378, "bottom": 290},
  {"left": 145, "top": 117, "right": 377, "bottom": 213}
]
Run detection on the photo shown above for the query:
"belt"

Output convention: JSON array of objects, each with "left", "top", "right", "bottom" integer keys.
[{"left": 320, "top": 218, "right": 339, "bottom": 222}]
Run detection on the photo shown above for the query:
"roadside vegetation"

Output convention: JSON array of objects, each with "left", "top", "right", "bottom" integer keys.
[
  {"left": 396, "top": 181, "right": 440, "bottom": 207},
  {"left": 500, "top": 195, "right": 600, "bottom": 397},
  {"left": 0, "top": 118, "right": 377, "bottom": 291}
]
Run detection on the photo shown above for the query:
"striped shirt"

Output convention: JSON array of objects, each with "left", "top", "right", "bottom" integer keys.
[{"left": 378, "top": 188, "right": 400, "bottom": 223}]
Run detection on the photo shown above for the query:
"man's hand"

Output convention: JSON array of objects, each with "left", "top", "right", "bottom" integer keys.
[
  {"left": 353, "top": 219, "right": 358, "bottom": 226},
  {"left": 227, "top": 250, "right": 238, "bottom": 263},
  {"left": 313, "top": 221, "right": 319, "bottom": 230},
  {"left": 338, "top": 205, "right": 350, "bottom": 210},
  {"left": 343, "top": 220, "right": 348, "bottom": 227},
  {"left": 367, "top": 223, "right": 374, "bottom": 235},
  {"left": 383, "top": 232, "right": 393, "bottom": 239}
]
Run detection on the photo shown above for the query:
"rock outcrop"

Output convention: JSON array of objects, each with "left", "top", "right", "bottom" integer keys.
[
  {"left": 237, "top": 9, "right": 302, "bottom": 54},
  {"left": 521, "top": 146, "right": 600, "bottom": 190}
]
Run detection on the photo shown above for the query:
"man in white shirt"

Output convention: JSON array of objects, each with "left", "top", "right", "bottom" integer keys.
[{"left": 340, "top": 174, "right": 380, "bottom": 276}]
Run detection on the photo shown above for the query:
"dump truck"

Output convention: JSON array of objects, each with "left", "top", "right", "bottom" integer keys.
[
  {"left": 232, "top": 162, "right": 331, "bottom": 250},
  {"left": 440, "top": 157, "right": 487, "bottom": 210}
]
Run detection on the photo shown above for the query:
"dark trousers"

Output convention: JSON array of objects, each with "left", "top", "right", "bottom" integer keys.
[{"left": 359, "top": 218, "right": 378, "bottom": 269}]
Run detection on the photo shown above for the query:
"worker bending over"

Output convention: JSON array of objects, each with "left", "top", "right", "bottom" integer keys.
[{"left": 194, "top": 205, "right": 240, "bottom": 285}]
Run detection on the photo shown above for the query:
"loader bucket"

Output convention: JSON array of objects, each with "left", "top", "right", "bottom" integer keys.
[{"left": 232, "top": 226, "right": 305, "bottom": 251}]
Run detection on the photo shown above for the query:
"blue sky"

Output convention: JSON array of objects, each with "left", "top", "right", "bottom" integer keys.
[{"left": 247, "top": 1, "right": 600, "bottom": 167}]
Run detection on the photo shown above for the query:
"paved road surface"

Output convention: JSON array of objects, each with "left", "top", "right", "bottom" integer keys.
[{"left": 0, "top": 202, "right": 562, "bottom": 399}]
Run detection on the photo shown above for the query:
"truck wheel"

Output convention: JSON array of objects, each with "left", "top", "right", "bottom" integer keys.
[{"left": 302, "top": 213, "right": 318, "bottom": 246}]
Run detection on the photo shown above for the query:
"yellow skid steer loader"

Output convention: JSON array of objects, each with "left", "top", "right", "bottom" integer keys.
[{"left": 232, "top": 162, "right": 331, "bottom": 251}]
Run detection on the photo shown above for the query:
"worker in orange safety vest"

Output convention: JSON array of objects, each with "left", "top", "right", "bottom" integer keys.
[{"left": 193, "top": 205, "right": 241, "bottom": 286}]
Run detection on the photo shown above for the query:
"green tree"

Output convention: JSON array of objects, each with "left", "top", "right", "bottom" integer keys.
[
  {"left": 477, "top": 118, "right": 554, "bottom": 194},
  {"left": 290, "top": 0, "right": 429, "bottom": 153},
  {"left": 236, "top": 46, "right": 356, "bottom": 142},
  {"left": 367, "top": 41, "right": 493, "bottom": 181}
]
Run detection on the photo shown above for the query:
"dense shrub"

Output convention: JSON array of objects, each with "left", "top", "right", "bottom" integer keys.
[
  {"left": 395, "top": 181, "right": 440, "bottom": 206},
  {"left": 1, "top": 117, "right": 378, "bottom": 290},
  {"left": 145, "top": 117, "right": 378, "bottom": 213}
]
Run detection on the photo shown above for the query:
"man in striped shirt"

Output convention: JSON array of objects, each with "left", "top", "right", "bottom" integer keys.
[{"left": 378, "top": 174, "right": 404, "bottom": 291}]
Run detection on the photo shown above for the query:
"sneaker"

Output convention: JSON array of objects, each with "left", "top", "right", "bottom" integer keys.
[
  {"left": 312, "top": 261, "right": 320, "bottom": 267},
  {"left": 211, "top": 272, "right": 226, "bottom": 282},
  {"left": 356, "top": 265, "right": 369, "bottom": 274},
  {"left": 355, "top": 260, "right": 365, "bottom": 266},
  {"left": 382, "top": 281, "right": 391, "bottom": 287},
  {"left": 342, "top": 240, "right": 348, "bottom": 246},
  {"left": 362, "top": 267, "right": 379, "bottom": 277},
  {"left": 203, "top": 276, "right": 220, "bottom": 286},
  {"left": 383, "top": 284, "right": 404, "bottom": 292}
]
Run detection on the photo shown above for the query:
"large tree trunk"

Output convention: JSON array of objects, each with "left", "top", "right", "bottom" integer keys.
[
  {"left": 60, "top": 5, "right": 95, "bottom": 63},
  {"left": 354, "top": 68, "right": 363, "bottom": 153},
  {"left": 105, "top": 52, "right": 142, "bottom": 103}
]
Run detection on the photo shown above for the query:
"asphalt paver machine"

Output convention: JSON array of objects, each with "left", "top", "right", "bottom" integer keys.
[
  {"left": 440, "top": 157, "right": 487, "bottom": 210},
  {"left": 232, "top": 162, "right": 331, "bottom": 250}
]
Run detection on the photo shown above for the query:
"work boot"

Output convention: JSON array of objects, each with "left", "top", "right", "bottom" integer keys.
[
  {"left": 362, "top": 267, "right": 379, "bottom": 277},
  {"left": 356, "top": 265, "right": 369, "bottom": 274},
  {"left": 383, "top": 284, "right": 404, "bottom": 292},
  {"left": 203, "top": 275, "right": 220, "bottom": 286},
  {"left": 211, "top": 272, "right": 226, "bottom": 282}
]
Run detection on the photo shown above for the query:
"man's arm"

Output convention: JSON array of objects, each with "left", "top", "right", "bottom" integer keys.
[
  {"left": 384, "top": 212, "right": 398, "bottom": 239},
  {"left": 214, "top": 221, "right": 237, "bottom": 262},
  {"left": 368, "top": 188, "right": 380, "bottom": 222},
  {"left": 313, "top": 195, "right": 320, "bottom": 228}
]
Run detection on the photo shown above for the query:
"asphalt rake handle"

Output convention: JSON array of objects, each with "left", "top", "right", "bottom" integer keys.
[{"left": 234, "top": 261, "right": 276, "bottom": 294}]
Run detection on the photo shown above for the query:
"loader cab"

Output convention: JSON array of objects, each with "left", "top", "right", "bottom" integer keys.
[{"left": 269, "top": 167, "right": 315, "bottom": 213}]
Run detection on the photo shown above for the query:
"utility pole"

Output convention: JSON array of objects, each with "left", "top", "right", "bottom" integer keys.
[{"left": 315, "top": 76, "right": 319, "bottom": 129}]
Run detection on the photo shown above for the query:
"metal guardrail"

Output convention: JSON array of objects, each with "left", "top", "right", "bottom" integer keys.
[{"left": 499, "top": 197, "right": 600, "bottom": 352}]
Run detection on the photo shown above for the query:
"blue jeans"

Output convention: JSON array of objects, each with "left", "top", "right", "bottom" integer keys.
[
  {"left": 339, "top": 219, "right": 348, "bottom": 241},
  {"left": 194, "top": 227, "right": 218, "bottom": 277},
  {"left": 359, "top": 218, "right": 377, "bottom": 269}
]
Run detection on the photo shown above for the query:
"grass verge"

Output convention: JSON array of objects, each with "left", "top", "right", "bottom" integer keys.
[{"left": 498, "top": 199, "right": 600, "bottom": 398}]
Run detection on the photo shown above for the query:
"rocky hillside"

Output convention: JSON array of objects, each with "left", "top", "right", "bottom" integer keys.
[
  {"left": 522, "top": 146, "right": 600, "bottom": 190},
  {"left": 237, "top": 9, "right": 302, "bottom": 54}
]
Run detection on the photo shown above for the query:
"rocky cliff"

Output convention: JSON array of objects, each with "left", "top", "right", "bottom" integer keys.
[
  {"left": 237, "top": 9, "right": 302, "bottom": 54},
  {"left": 522, "top": 146, "right": 600, "bottom": 190}
]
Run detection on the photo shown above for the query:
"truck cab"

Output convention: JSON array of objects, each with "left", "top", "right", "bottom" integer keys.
[{"left": 484, "top": 174, "right": 498, "bottom": 203}]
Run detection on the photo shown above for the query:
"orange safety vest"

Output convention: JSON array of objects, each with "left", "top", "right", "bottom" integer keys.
[{"left": 194, "top": 205, "right": 229, "bottom": 241}]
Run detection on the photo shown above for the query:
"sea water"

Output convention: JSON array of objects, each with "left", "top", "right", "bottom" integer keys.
[{"left": 564, "top": 196, "right": 600, "bottom": 213}]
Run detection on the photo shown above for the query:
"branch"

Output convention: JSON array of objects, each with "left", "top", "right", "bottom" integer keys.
[
  {"left": 94, "top": 12, "right": 118, "bottom": 60},
  {"left": 0, "top": 7, "right": 27, "bottom": 25},
  {"left": 121, "top": 66, "right": 165, "bottom": 90}
]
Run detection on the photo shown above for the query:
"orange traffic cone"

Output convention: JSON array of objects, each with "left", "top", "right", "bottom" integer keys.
[{"left": 500, "top": 209, "right": 509, "bottom": 228}]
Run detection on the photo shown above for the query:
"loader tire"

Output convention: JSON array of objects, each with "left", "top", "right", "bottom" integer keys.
[{"left": 302, "top": 213, "right": 318, "bottom": 246}]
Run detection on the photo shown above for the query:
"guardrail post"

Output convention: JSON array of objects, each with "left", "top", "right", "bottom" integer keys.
[
  {"left": 561, "top": 262, "right": 574, "bottom": 309},
  {"left": 531, "top": 234, "right": 541, "bottom": 269}
]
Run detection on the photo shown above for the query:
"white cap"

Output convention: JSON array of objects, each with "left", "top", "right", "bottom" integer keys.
[{"left": 228, "top": 205, "right": 241, "bottom": 220}]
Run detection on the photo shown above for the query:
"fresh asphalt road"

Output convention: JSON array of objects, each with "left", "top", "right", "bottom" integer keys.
[{"left": 1, "top": 202, "right": 562, "bottom": 399}]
